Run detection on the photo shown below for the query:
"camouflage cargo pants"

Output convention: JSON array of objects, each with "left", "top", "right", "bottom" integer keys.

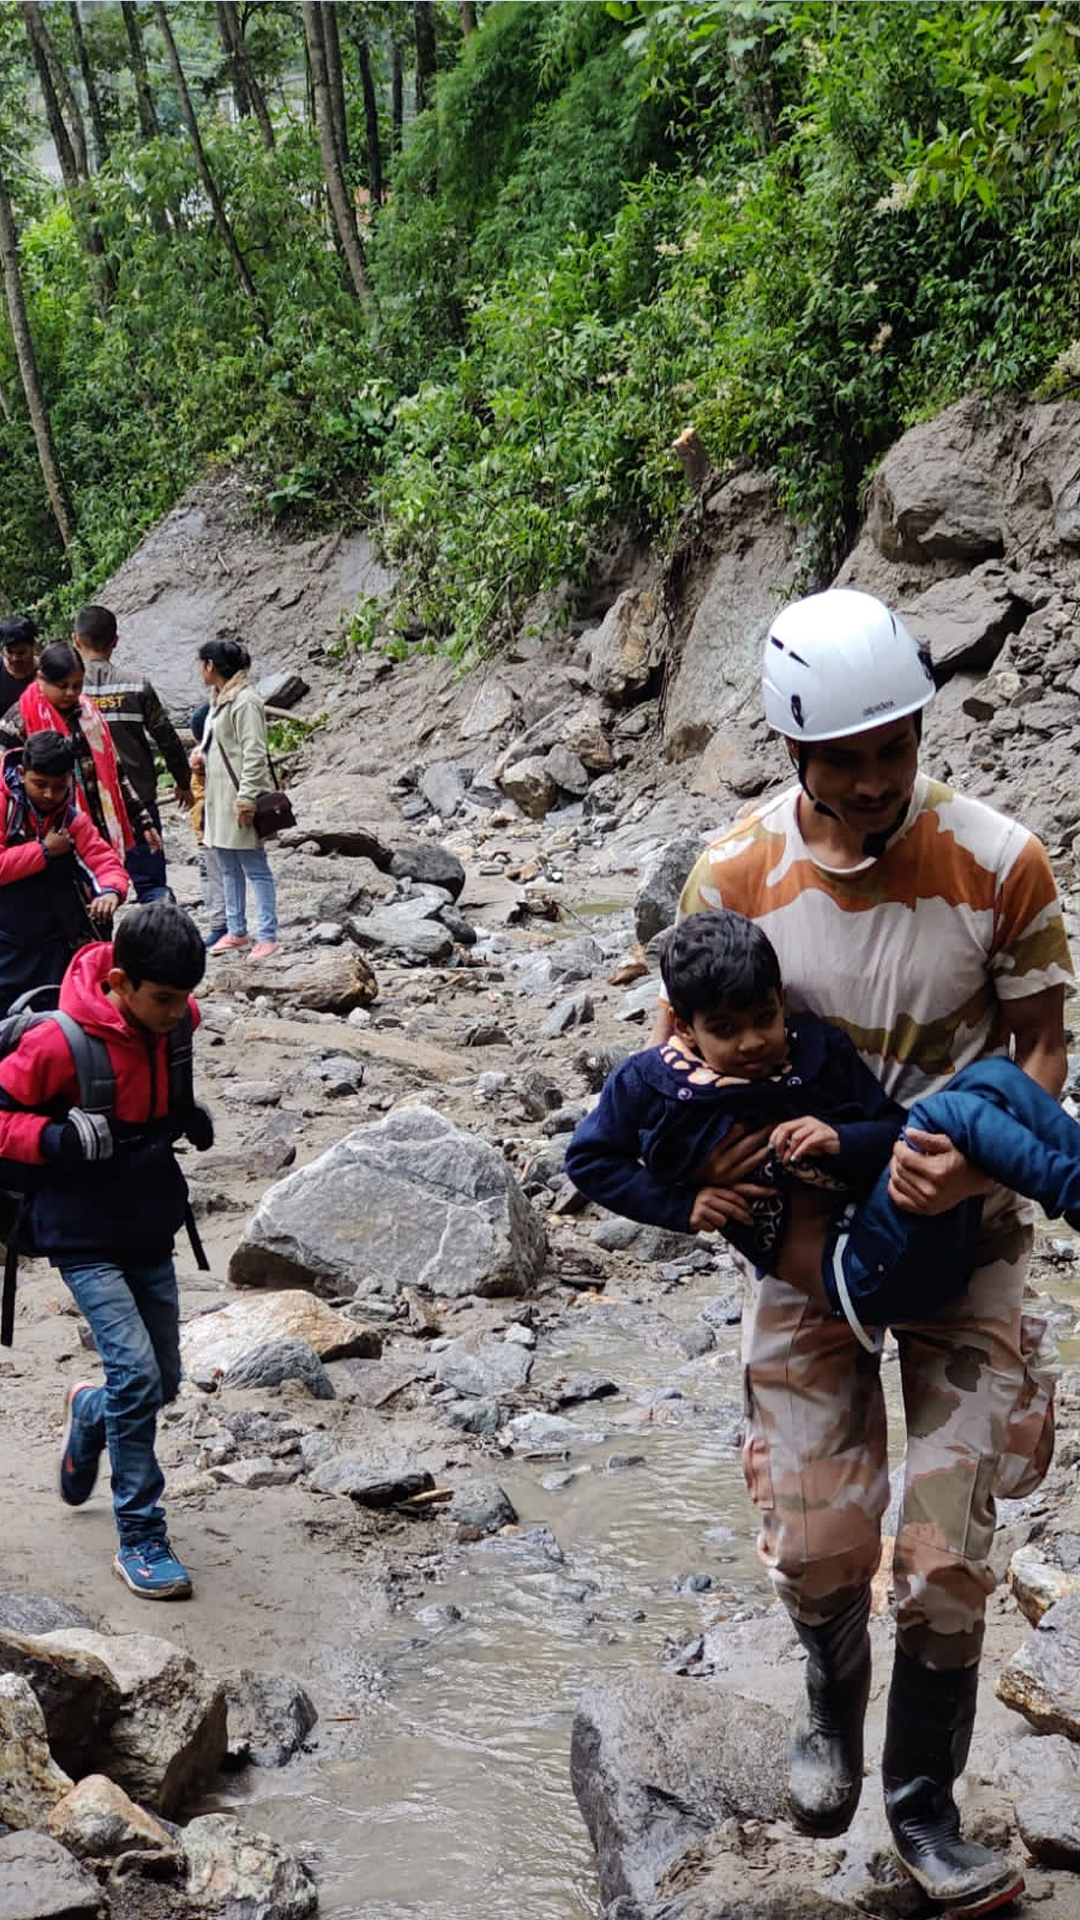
[{"left": 740, "top": 1194, "right": 1056, "bottom": 1670}]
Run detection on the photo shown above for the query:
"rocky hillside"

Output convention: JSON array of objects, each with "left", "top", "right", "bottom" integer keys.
[{"left": 10, "top": 389, "right": 1076, "bottom": 1920}]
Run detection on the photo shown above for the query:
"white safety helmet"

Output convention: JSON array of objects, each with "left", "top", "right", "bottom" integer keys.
[{"left": 761, "top": 588, "right": 935, "bottom": 741}]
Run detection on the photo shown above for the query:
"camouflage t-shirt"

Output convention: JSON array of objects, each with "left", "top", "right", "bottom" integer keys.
[{"left": 678, "top": 773, "right": 1073, "bottom": 1107}]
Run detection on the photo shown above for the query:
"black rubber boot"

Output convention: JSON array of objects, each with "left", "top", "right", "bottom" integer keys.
[
  {"left": 787, "top": 1588, "right": 871, "bottom": 1837},
  {"left": 882, "top": 1650, "right": 1024, "bottom": 1916}
]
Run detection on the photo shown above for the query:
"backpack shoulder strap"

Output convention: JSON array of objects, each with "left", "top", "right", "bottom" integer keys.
[
  {"left": 47, "top": 1012, "right": 115, "bottom": 1115},
  {"left": 166, "top": 1009, "right": 194, "bottom": 1114}
]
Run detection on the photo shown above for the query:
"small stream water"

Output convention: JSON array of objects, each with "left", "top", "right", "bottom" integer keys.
[
  {"left": 212, "top": 1266, "right": 766, "bottom": 1918},
  {"left": 210, "top": 1243, "right": 1080, "bottom": 1917}
]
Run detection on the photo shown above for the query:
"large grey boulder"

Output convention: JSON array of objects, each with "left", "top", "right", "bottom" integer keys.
[
  {"left": 388, "top": 841, "right": 467, "bottom": 897},
  {"left": 222, "top": 1337, "right": 336, "bottom": 1399},
  {"left": 434, "top": 1332, "right": 534, "bottom": 1397},
  {"left": 571, "top": 1669, "right": 787, "bottom": 1911},
  {"left": 585, "top": 587, "right": 662, "bottom": 706},
  {"left": 498, "top": 753, "right": 559, "bottom": 818},
  {"left": 994, "top": 1733, "right": 1080, "bottom": 1868},
  {"left": 458, "top": 675, "right": 518, "bottom": 739},
  {"left": 45, "top": 1773, "right": 176, "bottom": 1863},
  {"left": 564, "top": 702, "right": 614, "bottom": 772},
  {"left": 182, "top": 1291, "right": 379, "bottom": 1382},
  {"left": 308, "top": 1457, "right": 435, "bottom": 1505},
  {"left": 257, "top": 668, "right": 309, "bottom": 709},
  {"left": 904, "top": 562, "right": 1029, "bottom": 674},
  {"left": 661, "top": 471, "right": 797, "bottom": 759},
  {"left": 346, "top": 908, "right": 454, "bottom": 962},
  {"left": 839, "top": 394, "right": 1080, "bottom": 606},
  {"left": 182, "top": 1813, "right": 317, "bottom": 1918},
  {"left": 1009, "top": 1544, "right": 1080, "bottom": 1625},
  {"left": 0, "top": 1628, "right": 120, "bottom": 1779},
  {"left": 997, "top": 1590, "right": 1080, "bottom": 1736},
  {"left": 180, "top": 1812, "right": 313, "bottom": 1920},
  {"left": 0, "top": 1673, "right": 72, "bottom": 1828},
  {"left": 278, "top": 807, "right": 393, "bottom": 861},
  {"left": 229, "top": 1106, "right": 547, "bottom": 1300},
  {"left": 866, "top": 396, "right": 1004, "bottom": 562},
  {"left": 690, "top": 726, "right": 768, "bottom": 799},
  {"left": 634, "top": 836, "right": 702, "bottom": 944},
  {"left": 211, "top": 947, "right": 378, "bottom": 1014},
  {"left": 0, "top": 1830, "right": 105, "bottom": 1920},
  {"left": 418, "top": 760, "right": 467, "bottom": 816},
  {"left": 219, "top": 1670, "right": 318, "bottom": 1769},
  {"left": 0, "top": 1595, "right": 97, "bottom": 1637},
  {"left": 1001, "top": 398, "right": 1080, "bottom": 548},
  {"left": 36, "top": 1628, "right": 227, "bottom": 1817}
]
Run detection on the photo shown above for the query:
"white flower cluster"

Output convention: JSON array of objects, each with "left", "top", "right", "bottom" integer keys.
[{"left": 875, "top": 178, "right": 916, "bottom": 215}]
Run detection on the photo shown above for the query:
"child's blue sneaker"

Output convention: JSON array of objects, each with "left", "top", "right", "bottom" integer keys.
[
  {"left": 59, "top": 1382, "right": 103, "bottom": 1507},
  {"left": 113, "top": 1538, "right": 192, "bottom": 1600}
]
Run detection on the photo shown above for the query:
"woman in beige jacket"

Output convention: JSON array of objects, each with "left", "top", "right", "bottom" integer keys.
[{"left": 193, "top": 640, "right": 278, "bottom": 959}]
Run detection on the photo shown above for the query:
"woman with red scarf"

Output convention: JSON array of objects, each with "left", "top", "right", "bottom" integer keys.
[{"left": 0, "top": 643, "right": 159, "bottom": 865}]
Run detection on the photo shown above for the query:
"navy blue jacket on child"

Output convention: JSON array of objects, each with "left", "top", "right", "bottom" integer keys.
[
  {"left": 565, "top": 1015, "right": 904, "bottom": 1269},
  {"left": 566, "top": 1019, "right": 1080, "bottom": 1336}
]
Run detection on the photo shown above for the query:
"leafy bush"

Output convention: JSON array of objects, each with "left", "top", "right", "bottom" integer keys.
[{"left": 3, "top": 0, "right": 1080, "bottom": 645}]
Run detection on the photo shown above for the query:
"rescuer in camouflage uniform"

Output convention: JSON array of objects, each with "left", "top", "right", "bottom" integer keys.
[{"left": 659, "top": 588, "right": 1072, "bottom": 1917}]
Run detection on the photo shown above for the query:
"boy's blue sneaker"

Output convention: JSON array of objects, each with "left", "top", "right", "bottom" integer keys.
[
  {"left": 113, "top": 1538, "right": 192, "bottom": 1600},
  {"left": 59, "top": 1382, "right": 103, "bottom": 1507}
]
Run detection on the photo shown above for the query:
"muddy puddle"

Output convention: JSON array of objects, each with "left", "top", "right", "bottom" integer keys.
[{"left": 207, "top": 1248, "right": 1080, "bottom": 1919}]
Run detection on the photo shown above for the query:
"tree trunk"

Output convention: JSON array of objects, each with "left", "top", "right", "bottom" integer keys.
[
  {"left": 67, "top": 2, "right": 110, "bottom": 169},
  {"left": 459, "top": 2, "right": 477, "bottom": 40},
  {"left": 414, "top": 1, "right": 437, "bottom": 114},
  {"left": 22, "top": 3, "right": 84, "bottom": 188},
  {"left": 391, "top": 37, "right": 403, "bottom": 152},
  {"left": 302, "top": 2, "right": 371, "bottom": 310},
  {"left": 219, "top": 0, "right": 275, "bottom": 151},
  {"left": 122, "top": 0, "right": 160, "bottom": 140},
  {"left": 152, "top": 1, "right": 265, "bottom": 325},
  {"left": 216, "top": 0, "right": 252, "bottom": 118},
  {"left": 322, "top": 1, "right": 349, "bottom": 178},
  {"left": 0, "top": 166, "right": 76, "bottom": 560},
  {"left": 349, "top": 23, "right": 382, "bottom": 207}
]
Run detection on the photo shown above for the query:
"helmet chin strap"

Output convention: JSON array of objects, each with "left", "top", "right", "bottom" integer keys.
[{"left": 793, "top": 728, "right": 918, "bottom": 858}]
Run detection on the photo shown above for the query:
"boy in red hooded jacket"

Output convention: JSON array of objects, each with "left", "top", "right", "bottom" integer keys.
[{"left": 0, "top": 903, "right": 212, "bottom": 1598}]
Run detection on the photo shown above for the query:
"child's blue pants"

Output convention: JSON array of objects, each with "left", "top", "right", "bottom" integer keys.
[{"left": 827, "top": 1057, "right": 1080, "bottom": 1329}]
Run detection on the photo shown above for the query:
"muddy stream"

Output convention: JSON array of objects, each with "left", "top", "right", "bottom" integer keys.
[
  {"left": 201, "top": 1267, "right": 763, "bottom": 1918},
  {"left": 194, "top": 1247, "right": 1080, "bottom": 1920}
]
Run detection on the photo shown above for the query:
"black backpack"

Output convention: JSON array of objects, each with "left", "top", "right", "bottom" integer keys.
[{"left": 0, "top": 985, "right": 208, "bottom": 1346}]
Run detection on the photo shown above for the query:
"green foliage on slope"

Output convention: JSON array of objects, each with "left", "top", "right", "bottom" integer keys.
[{"left": 1, "top": 1, "right": 1080, "bottom": 647}]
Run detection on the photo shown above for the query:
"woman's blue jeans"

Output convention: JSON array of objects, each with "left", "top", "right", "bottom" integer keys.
[
  {"left": 830, "top": 1057, "right": 1080, "bottom": 1328},
  {"left": 216, "top": 845, "right": 277, "bottom": 940},
  {"left": 58, "top": 1256, "right": 180, "bottom": 1548}
]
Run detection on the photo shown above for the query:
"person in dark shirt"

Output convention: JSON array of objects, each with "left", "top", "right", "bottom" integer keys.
[
  {"left": 72, "top": 605, "right": 192, "bottom": 904},
  {"left": 566, "top": 911, "right": 1080, "bottom": 1339},
  {"left": 0, "top": 616, "right": 39, "bottom": 716}
]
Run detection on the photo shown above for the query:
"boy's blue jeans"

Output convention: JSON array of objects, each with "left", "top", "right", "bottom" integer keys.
[
  {"left": 58, "top": 1255, "right": 180, "bottom": 1547},
  {"left": 827, "top": 1057, "right": 1080, "bottom": 1330},
  {"left": 124, "top": 798, "right": 171, "bottom": 904},
  {"left": 216, "top": 846, "right": 277, "bottom": 941}
]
